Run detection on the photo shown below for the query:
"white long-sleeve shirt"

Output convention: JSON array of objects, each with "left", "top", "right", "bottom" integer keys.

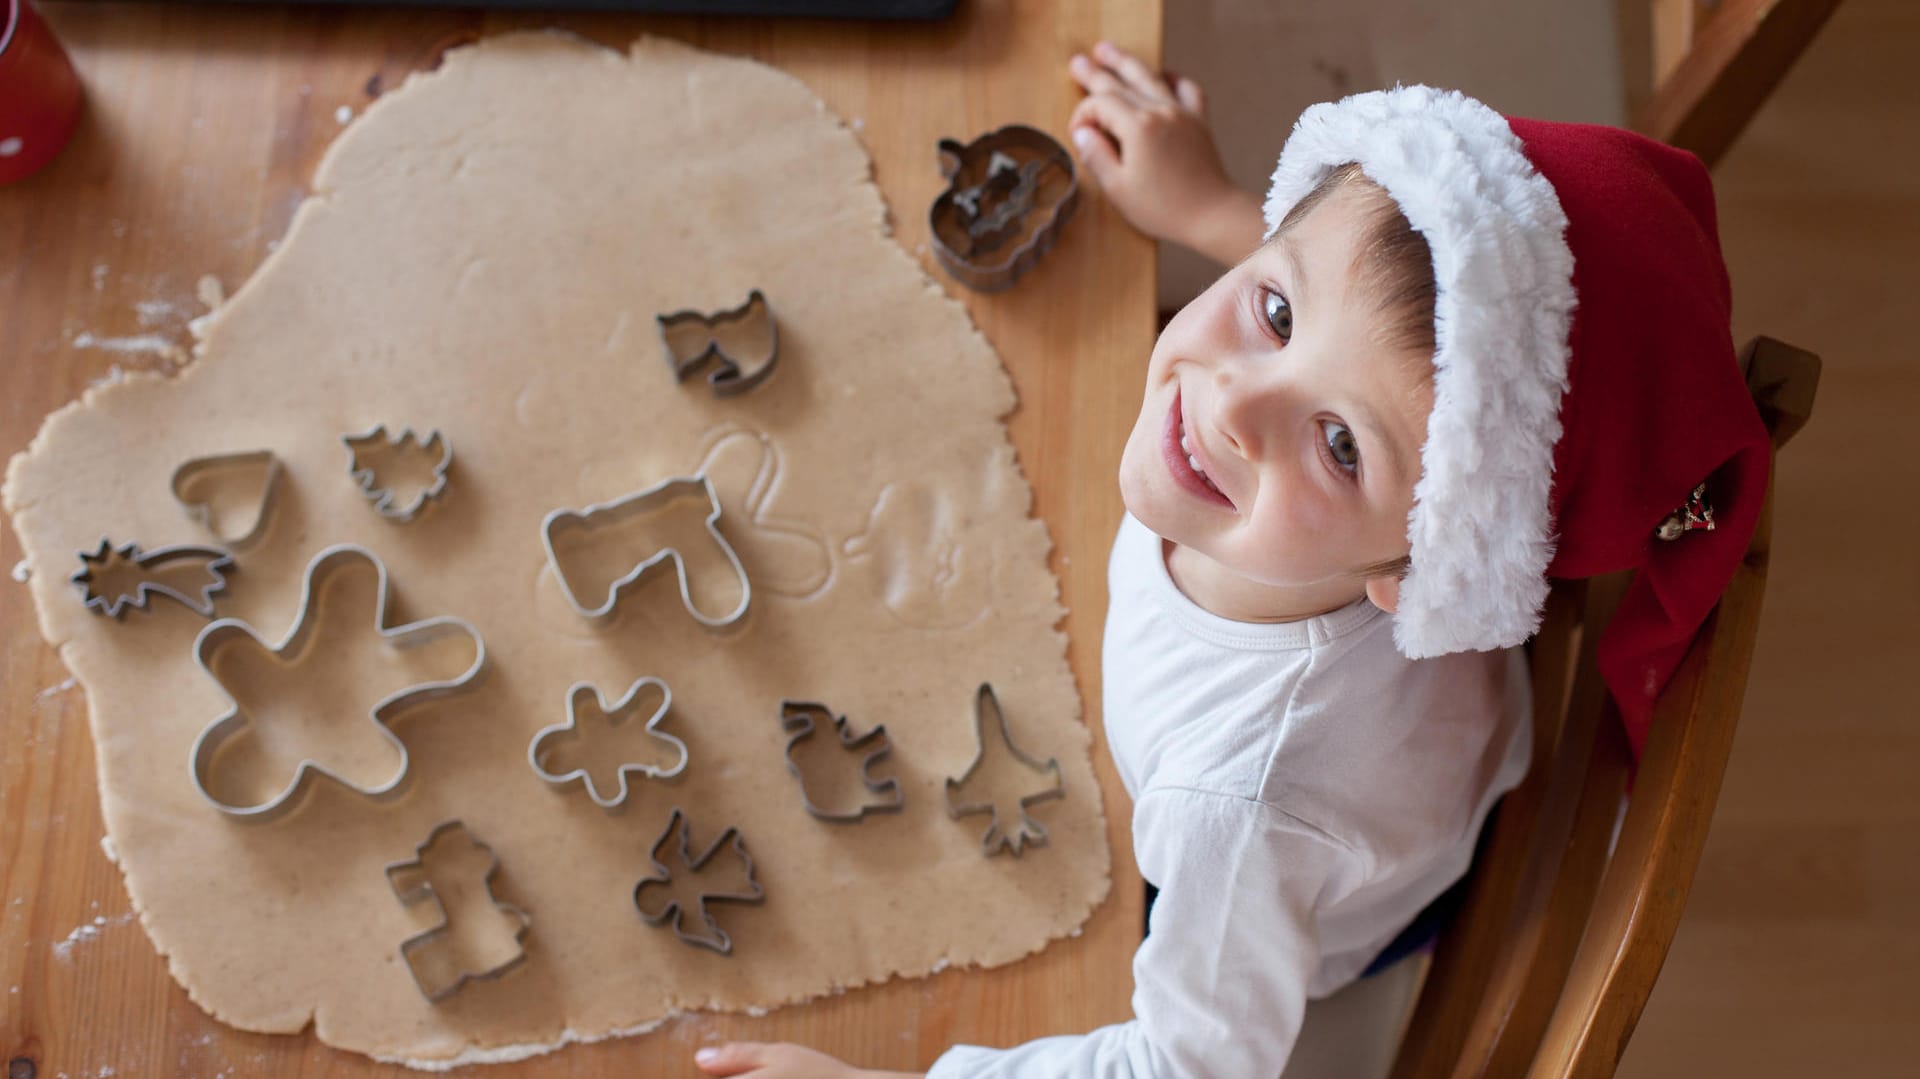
[{"left": 929, "top": 515, "right": 1532, "bottom": 1078}]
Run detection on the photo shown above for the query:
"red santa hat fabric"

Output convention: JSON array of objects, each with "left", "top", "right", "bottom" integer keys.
[{"left": 1262, "top": 86, "right": 1771, "bottom": 757}]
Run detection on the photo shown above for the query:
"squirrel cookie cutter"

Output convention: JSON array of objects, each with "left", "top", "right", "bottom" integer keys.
[
  {"left": 928, "top": 124, "right": 1080, "bottom": 292},
  {"left": 944, "top": 683, "right": 1066, "bottom": 857},
  {"left": 342, "top": 425, "right": 452, "bottom": 523},
  {"left": 187, "top": 544, "right": 489, "bottom": 822},
  {"left": 540, "top": 473, "right": 751, "bottom": 630},
  {"left": 657, "top": 289, "right": 780, "bottom": 397},
  {"left": 384, "top": 819, "right": 532, "bottom": 1003},
  {"left": 70, "top": 537, "right": 235, "bottom": 619},
  {"left": 780, "top": 700, "right": 904, "bottom": 822},
  {"left": 170, "top": 449, "right": 284, "bottom": 550},
  {"left": 528, "top": 677, "right": 690, "bottom": 809},
  {"left": 632, "top": 807, "right": 765, "bottom": 955}
]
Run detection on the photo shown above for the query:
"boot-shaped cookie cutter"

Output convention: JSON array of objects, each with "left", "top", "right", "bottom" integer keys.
[
  {"left": 343, "top": 425, "right": 452, "bottom": 523},
  {"left": 188, "top": 544, "right": 489, "bottom": 822},
  {"left": 170, "top": 449, "right": 284, "bottom": 551},
  {"left": 384, "top": 819, "right": 532, "bottom": 1003},
  {"left": 70, "top": 537, "right": 235, "bottom": 619},
  {"left": 528, "top": 677, "right": 689, "bottom": 809},
  {"left": 540, "top": 473, "right": 751, "bottom": 630},
  {"left": 780, "top": 700, "right": 904, "bottom": 822}
]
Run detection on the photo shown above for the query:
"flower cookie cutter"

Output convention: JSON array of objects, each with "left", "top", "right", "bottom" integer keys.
[
  {"left": 384, "top": 819, "right": 532, "bottom": 1003},
  {"left": 540, "top": 473, "right": 751, "bottom": 630},
  {"left": 527, "top": 677, "right": 690, "bottom": 809},
  {"left": 928, "top": 124, "right": 1080, "bottom": 292}
]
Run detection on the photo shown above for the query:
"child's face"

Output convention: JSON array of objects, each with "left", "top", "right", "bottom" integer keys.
[{"left": 1119, "top": 185, "right": 1434, "bottom": 592}]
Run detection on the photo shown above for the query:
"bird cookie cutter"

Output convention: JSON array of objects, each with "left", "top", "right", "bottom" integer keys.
[
  {"left": 384, "top": 819, "right": 532, "bottom": 1003},
  {"left": 188, "top": 543, "right": 488, "bottom": 823},
  {"left": 633, "top": 807, "right": 765, "bottom": 956},
  {"left": 170, "top": 449, "right": 284, "bottom": 550},
  {"left": 656, "top": 289, "right": 780, "bottom": 397},
  {"left": 944, "top": 683, "right": 1066, "bottom": 857},
  {"left": 528, "top": 677, "right": 690, "bottom": 809},
  {"left": 540, "top": 473, "right": 751, "bottom": 630},
  {"left": 928, "top": 124, "right": 1080, "bottom": 292},
  {"left": 780, "top": 700, "right": 904, "bottom": 822},
  {"left": 70, "top": 537, "right": 235, "bottom": 619},
  {"left": 342, "top": 425, "right": 452, "bottom": 523}
]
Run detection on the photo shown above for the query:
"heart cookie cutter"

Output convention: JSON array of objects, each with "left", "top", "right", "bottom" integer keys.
[{"left": 170, "top": 449, "right": 284, "bottom": 550}]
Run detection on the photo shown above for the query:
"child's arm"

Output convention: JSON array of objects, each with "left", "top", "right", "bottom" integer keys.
[{"left": 1067, "top": 42, "right": 1267, "bottom": 266}]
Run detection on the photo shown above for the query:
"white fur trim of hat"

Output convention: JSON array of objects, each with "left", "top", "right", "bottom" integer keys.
[{"left": 1264, "top": 85, "right": 1577, "bottom": 659}]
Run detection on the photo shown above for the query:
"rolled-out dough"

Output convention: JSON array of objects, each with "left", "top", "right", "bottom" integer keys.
[{"left": 2, "top": 33, "right": 1109, "bottom": 1066}]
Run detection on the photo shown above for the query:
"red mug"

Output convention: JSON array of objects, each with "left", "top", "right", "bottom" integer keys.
[{"left": 1, "top": 0, "right": 83, "bottom": 185}]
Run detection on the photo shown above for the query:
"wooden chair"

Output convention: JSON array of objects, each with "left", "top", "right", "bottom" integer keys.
[{"left": 1386, "top": 337, "right": 1821, "bottom": 1079}]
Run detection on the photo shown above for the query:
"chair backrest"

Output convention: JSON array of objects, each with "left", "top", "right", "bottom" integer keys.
[{"left": 1388, "top": 337, "right": 1821, "bottom": 1079}]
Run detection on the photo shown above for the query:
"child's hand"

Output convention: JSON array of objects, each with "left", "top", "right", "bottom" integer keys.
[
  {"left": 1068, "top": 41, "right": 1265, "bottom": 265},
  {"left": 693, "top": 1041, "right": 920, "bottom": 1079}
]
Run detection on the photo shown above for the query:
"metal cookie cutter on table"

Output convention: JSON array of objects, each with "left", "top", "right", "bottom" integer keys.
[
  {"left": 944, "top": 682, "right": 1066, "bottom": 857},
  {"left": 384, "top": 819, "right": 532, "bottom": 1003},
  {"left": 170, "top": 449, "right": 284, "bottom": 551},
  {"left": 342, "top": 425, "right": 452, "bottom": 523},
  {"left": 528, "top": 677, "right": 689, "bottom": 809},
  {"left": 780, "top": 700, "right": 904, "bottom": 822},
  {"left": 657, "top": 289, "right": 780, "bottom": 397},
  {"left": 633, "top": 807, "right": 766, "bottom": 956},
  {"left": 188, "top": 543, "right": 489, "bottom": 823},
  {"left": 928, "top": 124, "right": 1080, "bottom": 292},
  {"left": 70, "top": 537, "right": 235, "bottom": 619},
  {"left": 540, "top": 473, "right": 751, "bottom": 630}
]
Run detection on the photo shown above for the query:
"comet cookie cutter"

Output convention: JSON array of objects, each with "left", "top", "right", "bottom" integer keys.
[
  {"left": 384, "top": 819, "right": 532, "bottom": 1003},
  {"left": 540, "top": 473, "right": 751, "bottom": 630},
  {"left": 944, "top": 682, "right": 1066, "bottom": 857},
  {"left": 657, "top": 289, "right": 780, "bottom": 397},
  {"left": 528, "top": 677, "right": 690, "bottom": 809},
  {"left": 929, "top": 124, "right": 1080, "bottom": 292},
  {"left": 188, "top": 543, "right": 489, "bottom": 823},
  {"left": 633, "top": 807, "right": 766, "bottom": 956},
  {"left": 71, "top": 537, "right": 235, "bottom": 619},
  {"left": 343, "top": 425, "right": 451, "bottom": 522},
  {"left": 780, "top": 700, "right": 904, "bottom": 822},
  {"left": 170, "top": 449, "right": 283, "bottom": 550}
]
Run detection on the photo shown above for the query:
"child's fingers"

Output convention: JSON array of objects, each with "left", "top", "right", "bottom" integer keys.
[
  {"left": 1070, "top": 92, "right": 1144, "bottom": 148},
  {"left": 1173, "top": 75, "right": 1206, "bottom": 118},
  {"left": 1069, "top": 121, "right": 1122, "bottom": 187},
  {"left": 1069, "top": 53, "right": 1148, "bottom": 109},
  {"left": 1093, "top": 40, "right": 1173, "bottom": 104},
  {"left": 694, "top": 1042, "right": 766, "bottom": 1075}
]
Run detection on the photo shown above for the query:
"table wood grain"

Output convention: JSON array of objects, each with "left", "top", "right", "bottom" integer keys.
[{"left": 0, "top": 2, "right": 1158, "bottom": 1075}]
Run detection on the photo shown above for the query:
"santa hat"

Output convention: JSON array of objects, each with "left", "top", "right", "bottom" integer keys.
[{"left": 1263, "top": 86, "right": 1771, "bottom": 759}]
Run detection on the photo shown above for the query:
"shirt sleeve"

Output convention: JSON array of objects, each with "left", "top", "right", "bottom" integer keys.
[{"left": 926, "top": 787, "right": 1358, "bottom": 1079}]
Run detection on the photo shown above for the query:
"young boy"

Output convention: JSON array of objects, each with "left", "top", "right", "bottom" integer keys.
[{"left": 695, "top": 42, "right": 1771, "bottom": 1079}]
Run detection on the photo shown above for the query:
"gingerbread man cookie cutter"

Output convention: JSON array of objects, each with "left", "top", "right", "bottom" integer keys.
[{"left": 528, "top": 677, "right": 690, "bottom": 809}]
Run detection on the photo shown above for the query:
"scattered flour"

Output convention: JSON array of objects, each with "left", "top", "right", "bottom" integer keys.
[
  {"left": 11, "top": 559, "right": 28, "bottom": 582},
  {"left": 336, "top": 105, "right": 355, "bottom": 124},
  {"left": 196, "top": 274, "right": 226, "bottom": 310},
  {"left": 71, "top": 331, "right": 187, "bottom": 369},
  {"left": 101, "top": 835, "right": 119, "bottom": 865},
  {"left": 35, "top": 676, "right": 77, "bottom": 704},
  {"left": 51, "top": 912, "right": 133, "bottom": 962},
  {"left": 134, "top": 299, "right": 176, "bottom": 327},
  {"left": 90, "top": 263, "right": 108, "bottom": 291}
]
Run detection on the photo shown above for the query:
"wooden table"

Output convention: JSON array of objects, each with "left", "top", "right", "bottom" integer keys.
[{"left": 0, "top": 2, "right": 1157, "bottom": 1075}]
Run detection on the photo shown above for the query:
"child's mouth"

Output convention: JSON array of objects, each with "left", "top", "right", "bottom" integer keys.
[{"left": 1164, "top": 392, "right": 1233, "bottom": 509}]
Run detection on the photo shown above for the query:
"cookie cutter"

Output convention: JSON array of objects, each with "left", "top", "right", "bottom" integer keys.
[
  {"left": 170, "top": 449, "right": 284, "bottom": 550},
  {"left": 657, "top": 289, "right": 780, "bottom": 397},
  {"left": 528, "top": 677, "right": 689, "bottom": 809},
  {"left": 188, "top": 543, "right": 489, "bottom": 823},
  {"left": 342, "top": 425, "right": 451, "bottom": 522},
  {"left": 384, "top": 819, "right": 532, "bottom": 1003},
  {"left": 633, "top": 807, "right": 765, "bottom": 955},
  {"left": 944, "top": 683, "right": 1065, "bottom": 857},
  {"left": 929, "top": 124, "right": 1080, "bottom": 292},
  {"left": 71, "top": 537, "right": 235, "bottom": 619},
  {"left": 540, "top": 473, "right": 751, "bottom": 630},
  {"left": 780, "top": 700, "right": 903, "bottom": 822}
]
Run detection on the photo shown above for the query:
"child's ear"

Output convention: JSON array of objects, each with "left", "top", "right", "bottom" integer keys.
[{"left": 1365, "top": 575, "right": 1401, "bottom": 613}]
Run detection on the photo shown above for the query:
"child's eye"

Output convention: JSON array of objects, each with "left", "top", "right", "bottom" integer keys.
[
  {"left": 1322, "top": 420, "right": 1360, "bottom": 474},
  {"left": 1261, "top": 288, "right": 1293, "bottom": 343}
]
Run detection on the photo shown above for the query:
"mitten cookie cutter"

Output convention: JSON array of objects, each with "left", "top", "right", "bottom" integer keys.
[
  {"left": 657, "top": 289, "right": 780, "bottom": 397},
  {"left": 780, "top": 700, "right": 904, "bottom": 822},
  {"left": 384, "top": 819, "right": 532, "bottom": 1003},
  {"left": 528, "top": 677, "right": 689, "bottom": 809},
  {"left": 540, "top": 473, "right": 751, "bottom": 629},
  {"left": 170, "top": 449, "right": 283, "bottom": 550},
  {"left": 928, "top": 124, "right": 1080, "bottom": 292},
  {"left": 633, "top": 807, "right": 765, "bottom": 956},
  {"left": 70, "top": 537, "right": 235, "bottom": 619},
  {"left": 343, "top": 425, "right": 451, "bottom": 523},
  {"left": 944, "top": 682, "right": 1066, "bottom": 857}
]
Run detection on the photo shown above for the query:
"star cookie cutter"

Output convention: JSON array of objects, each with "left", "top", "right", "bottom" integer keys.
[
  {"left": 944, "top": 683, "right": 1065, "bottom": 857},
  {"left": 343, "top": 425, "right": 451, "bottom": 522},
  {"left": 540, "top": 473, "right": 751, "bottom": 630},
  {"left": 633, "top": 807, "right": 765, "bottom": 955},
  {"left": 928, "top": 124, "right": 1080, "bottom": 292},
  {"left": 528, "top": 678, "right": 689, "bottom": 809},
  {"left": 170, "top": 449, "right": 284, "bottom": 550},
  {"left": 384, "top": 819, "right": 532, "bottom": 1003},
  {"left": 188, "top": 543, "right": 488, "bottom": 822},
  {"left": 657, "top": 289, "right": 780, "bottom": 397},
  {"left": 70, "top": 537, "right": 235, "bottom": 619},
  {"left": 780, "top": 700, "right": 904, "bottom": 822}
]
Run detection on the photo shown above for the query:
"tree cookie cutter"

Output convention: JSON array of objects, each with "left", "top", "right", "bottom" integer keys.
[
  {"left": 657, "top": 289, "right": 780, "bottom": 397},
  {"left": 384, "top": 819, "right": 532, "bottom": 1003},
  {"left": 170, "top": 449, "right": 284, "bottom": 550},
  {"left": 528, "top": 677, "right": 689, "bottom": 809},
  {"left": 540, "top": 473, "right": 751, "bottom": 630},
  {"left": 70, "top": 537, "right": 235, "bottom": 619},
  {"left": 928, "top": 124, "right": 1080, "bottom": 292},
  {"left": 342, "top": 425, "right": 451, "bottom": 523},
  {"left": 944, "top": 683, "right": 1065, "bottom": 857},
  {"left": 633, "top": 807, "right": 765, "bottom": 955},
  {"left": 188, "top": 543, "right": 489, "bottom": 823},
  {"left": 780, "top": 700, "right": 903, "bottom": 822}
]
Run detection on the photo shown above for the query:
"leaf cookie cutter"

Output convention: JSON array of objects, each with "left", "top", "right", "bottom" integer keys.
[
  {"left": 384, "top": 819, "right": 532, "bottom": 1003},
  {"left": 780, "top": 700, "right": 904, "bottom": 822},
  {"left": 928, "top": 124, "right": 1080, "bottom": 292},
  {"left": 657, "top": 289, "right": 780, "bottom": 397},
  {"left": 343, "top": 425, "right": 451, "bottom": 522},
  {"left": 944, "top": 683, "right": 1066, "bottom": 857},
  {"left": 71, "top": 537, "right": 235, "bottom": 619},
  {"left": 188, "top": 543, "right": 489, "bottom": 822},
  {"left": 528, "top": 678, "right": 689, "bottom": 809},
  {"left": 540, "top": 473, "right": 751, "bottom": 630},
  {"left": 633, "top": 807, "right": 765, "bottom": 955},
  {"left": 170, "top": 449, "right": 284, "bottom": 550}
]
